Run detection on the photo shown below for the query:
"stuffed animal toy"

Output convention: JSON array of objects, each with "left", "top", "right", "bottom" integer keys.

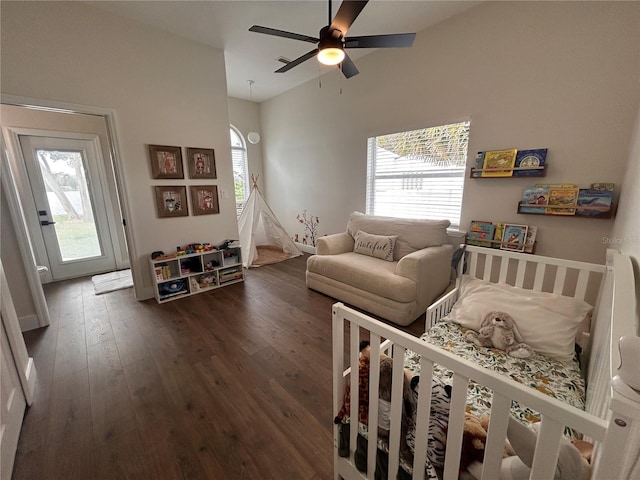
[
  {"left": 335, "top": 342, "right": 372, "bottom": 427},
  {"left": 405, "top": 376, "right": 453, "bottom": 470},
  {"left": 334, "top": 341, "right": 416, "bottom": 461},
  {"left": 465, "top": 311, "right": 534, "bottom": 358},
  {"left": 465, "top": 416, "right": 593, "bottom": 480},
  {"left": 449, "top": 413, "right": 517, "bottom": 477},
  {"left": 459, "top": 414, "right": 489, "bottom": 470}
]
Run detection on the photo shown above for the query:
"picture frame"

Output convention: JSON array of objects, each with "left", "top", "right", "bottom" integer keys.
[
  {"left": 500, "top": 223, "right": 529, "bottom": 252},
  {"left": 190, "top": 185, "right": 219, "bottom": 216},
  {"left": 154, "top": 186, "right": 188, "bottom": 218},
  {"left": 186, "top": 147, "right": 216, "bottom": 179},
  {"left": 149, "top": 145, "right": 184, "bottom": 179}
]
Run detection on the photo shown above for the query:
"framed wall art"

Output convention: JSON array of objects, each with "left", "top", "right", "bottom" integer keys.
[
  {"left": 190, "top": 185, "right": 219, "bottom": 216},
  {"left": 154, "top": 186, "right": 188, "bottom": 218},
  {"left": 186, "top": 147, "right": 216, "bottom": 179},
  {"left": 149, "top": 144, "right": 184, "bottom": 179}
]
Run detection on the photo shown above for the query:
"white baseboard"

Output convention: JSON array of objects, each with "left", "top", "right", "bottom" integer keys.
[
  {"left": 18, "top": 314, "right": 40, "bottom": 332},
  {"left": 295, "top": 242, "right": 316, "bottom": 254}
]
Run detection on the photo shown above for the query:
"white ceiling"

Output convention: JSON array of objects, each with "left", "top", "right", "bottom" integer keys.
[{"left": 88, "top": 1, "right": 479, "bottom": 103}]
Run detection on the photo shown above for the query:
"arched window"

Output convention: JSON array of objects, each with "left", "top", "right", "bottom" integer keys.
[{"left": 230, "top": 125, "right": 249, "bottom": 217}]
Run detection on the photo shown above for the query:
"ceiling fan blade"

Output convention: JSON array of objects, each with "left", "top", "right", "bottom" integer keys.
[
  {"left": 340, "top": 53, "right": 359, "bottom": 79},
  {"left": 330, "top": 0, "right": 369, "bottom": 36},
  {"left": 249, "top": 25, "right": 318, "bottom": 44},
  {"left": 275, "top": 49, "right": 319, "bottom": 73},
  {"left": 345, "top": 33, "right": 416, "bottom": 49}
]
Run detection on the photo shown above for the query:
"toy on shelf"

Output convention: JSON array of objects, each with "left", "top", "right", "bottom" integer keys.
[
  {"left": 176, "top": 242, "right": 217, "bottom": 255},
  {"left": 216, "top": 239, "right": 238, "bottom": 250}
]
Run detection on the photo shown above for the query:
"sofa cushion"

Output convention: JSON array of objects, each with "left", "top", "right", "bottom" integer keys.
[
  {"left": 347, "top": 212, "right": 450, "bottom": 261},
  {"left": 307, "top": 252, "right": 415, "bottom": 303},
  {"left": 353, "top": 230, "right": 397, "bottom": 262}
]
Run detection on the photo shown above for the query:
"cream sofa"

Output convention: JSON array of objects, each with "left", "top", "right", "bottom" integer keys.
[{"left": 306, "top": 212, "right": 457, "bottom": 326}]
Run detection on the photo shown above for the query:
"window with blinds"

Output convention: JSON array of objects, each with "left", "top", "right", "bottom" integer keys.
[
  {"left": 366, "top": 121, "right": 470, "bottom": 228},
  {"left": 230, "top": 126, "right": 249, "bottom": 217}
]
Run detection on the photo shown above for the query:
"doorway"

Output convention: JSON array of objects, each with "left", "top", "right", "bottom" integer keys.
[
  {"left": 19, "top": 134, "right": 118, "bottom": 280},
  {"left": 1, "top": 98, "right": 137, "bottom": 301}
]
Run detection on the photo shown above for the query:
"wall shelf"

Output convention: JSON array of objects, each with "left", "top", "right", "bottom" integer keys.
[
  {"left": 470, "top": 166, "right": 547, "bottom": 178},
  {"left": 149, "top": 246, "right": 244, "bottom": 303},
  {"left": 467, "top": 237, "right": 537, "bottom": 254},
  {"left": 517, "top": 202, "right": 615, "bottom": 218}
]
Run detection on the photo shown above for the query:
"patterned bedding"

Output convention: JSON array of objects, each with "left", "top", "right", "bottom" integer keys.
[
  {"left": 405, "top": 320, "right": 586, "bottom": 421},
  {"left": 351, "top": 320, "right": 586, "bottom": 479}
]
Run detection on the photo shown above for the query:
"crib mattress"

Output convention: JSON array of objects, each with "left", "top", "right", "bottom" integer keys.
[{"left": 404, "top": 321, "right": 586, "bottom": 420}]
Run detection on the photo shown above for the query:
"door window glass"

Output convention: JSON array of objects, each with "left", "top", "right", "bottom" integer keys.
[{"left": 36, "top": 148, "right": 102, "bottom": 261}]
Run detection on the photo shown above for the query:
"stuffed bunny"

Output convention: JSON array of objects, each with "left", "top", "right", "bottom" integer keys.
[{"left": 465, "top": 311, "right": 533, "bottom": 358}]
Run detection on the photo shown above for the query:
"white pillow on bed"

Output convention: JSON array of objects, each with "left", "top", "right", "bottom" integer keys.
[{"left": 447, "top": 275, "right": 593, "bottom": 363}]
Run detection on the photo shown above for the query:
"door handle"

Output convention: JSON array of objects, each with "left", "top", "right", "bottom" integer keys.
[{"left": 40, "top": 220, "right": 56, "bottom": 226}]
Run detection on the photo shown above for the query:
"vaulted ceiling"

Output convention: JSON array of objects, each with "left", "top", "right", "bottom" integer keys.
[{"left": 88, "top": 1, "right": 479, "bottom": 102}]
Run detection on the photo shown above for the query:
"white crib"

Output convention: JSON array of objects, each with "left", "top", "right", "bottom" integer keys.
[{"left": 333, "top": 246, "right": 640, "bottom": 480}]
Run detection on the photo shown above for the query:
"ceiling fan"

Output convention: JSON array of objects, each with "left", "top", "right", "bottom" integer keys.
[{"left": 249, "top": 0, "right": 416, "bottom": 79}]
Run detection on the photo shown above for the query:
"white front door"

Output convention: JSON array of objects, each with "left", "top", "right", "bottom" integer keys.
[
  {"left": 19, "top": 135, "right": 117, "bottom": 280},
  {"left": 0, "top": 320, "right": 27, "bottom": 480}
]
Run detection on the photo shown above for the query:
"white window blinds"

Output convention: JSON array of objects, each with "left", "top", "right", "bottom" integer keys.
[{"left": 366, "top": 121, "right": 470, "bottom": 228}]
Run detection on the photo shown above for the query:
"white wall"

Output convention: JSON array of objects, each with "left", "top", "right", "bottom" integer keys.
[
  {"left": 611, "top": 101, "right": 640, "bottom": 324},
  {"left": 1, "top": 1, "right": 237, "bottom": 298},
  {"left": 260, "top": 1, "right": 640, "bottom": 264},
  {"left": 227, "top": 97, "right": 264, "bottom": 192},
  {"left": 612, "top": 103, "right": 640, "bottom": 260}
]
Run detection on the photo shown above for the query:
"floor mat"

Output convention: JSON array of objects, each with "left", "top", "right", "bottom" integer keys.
[
  {"left": 251, "top": 245, "right": 296, "bottom": 267},
  {"left": 92, "top": 269, "right": 133, "bottom": 294}
]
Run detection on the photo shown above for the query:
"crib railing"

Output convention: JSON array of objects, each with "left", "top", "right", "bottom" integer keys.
[
  {"left": 332, "top": 302, "right": 634, "bottom": 480},
  {"left": 457, "top": 246, "right": 606, "bottom": 302}
]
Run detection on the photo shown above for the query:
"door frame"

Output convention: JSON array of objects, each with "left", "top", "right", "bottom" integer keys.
[
  {"left": 1, "top": 94, "right": 142, "bottom": 300},
  {"left": 15, "top": 131, "right": 120, "bottom": 280},
  {"left": 1, "top": 146, "right": 51, "bottom": 329}
]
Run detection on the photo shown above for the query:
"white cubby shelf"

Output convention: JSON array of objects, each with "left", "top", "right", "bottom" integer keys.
[{"left": 149, "top": 246, "right": 244, "bottom": 303}]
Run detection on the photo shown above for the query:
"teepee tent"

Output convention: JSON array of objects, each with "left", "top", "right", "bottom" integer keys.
[{"left": 238, "top": 176, "right": 302, "bottom": 268}]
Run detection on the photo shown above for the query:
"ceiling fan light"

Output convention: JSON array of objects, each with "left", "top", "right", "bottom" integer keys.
[{"left": 317, "top": 47, "right": 345, "bottom": 66}]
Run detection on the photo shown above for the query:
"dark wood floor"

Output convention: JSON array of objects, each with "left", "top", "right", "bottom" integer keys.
[{"left": 12, "top": 254, "right": 423, "bottom": 480}]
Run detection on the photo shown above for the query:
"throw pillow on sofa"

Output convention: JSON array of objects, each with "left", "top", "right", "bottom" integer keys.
[
  {"left": 353, "top": 230, "right": 397, "bottom": 262},
  {"left": 347, "top": 212, "right": 450, "bottom": 261}
]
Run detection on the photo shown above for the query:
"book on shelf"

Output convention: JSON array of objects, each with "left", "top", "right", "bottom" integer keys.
[
  {"left": 481, "top": 149, "right": 517, "bottom": 177},
  {"left": 500, "top": 224, "right": 529, "bottom": 252},
  {"left": 576, "top": 189, "right": 613, "bottom": 217},
  {"left": 546, "top": 187, "right": 579, "bottom": 215},
  {"left": 590, "top": 182, "right": 615, "bottom": 191},
  {"left": 519, "top": 186, "right": 550, "bottom": 214},
  {"left": 493, "top": 223, "right": 505, "bottom": 249},
  {"left": 471, "top": 151, "right": 486, "bottom": 177},
  {"left": 524, "top": 226, "right": 537, "bottom": 253},
  {"left": 154, "top": 267, "right": 164, "bottom": 282},
  {"left": 159, "top": 289, "right": 188, "bottom": 300},
  {"left": 219, "top": 268, "right": 243, "bottom": 282},
  {"left": 513, "top": 149, "right": 547, "bottom": 176},
  {"left": 467, "top": 220, "right": 495, "bottom": 247}
]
